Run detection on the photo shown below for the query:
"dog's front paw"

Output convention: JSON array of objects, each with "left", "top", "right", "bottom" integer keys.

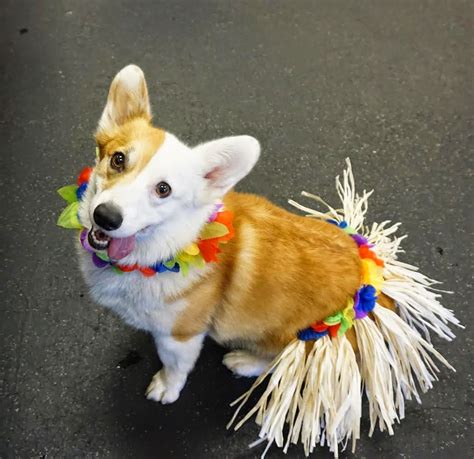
[
  {"left": 223, "top": 350, "right": 271, "bottom": 377},
  {"left": 145, "top": 370, "right": 180, "bottom": 404}
]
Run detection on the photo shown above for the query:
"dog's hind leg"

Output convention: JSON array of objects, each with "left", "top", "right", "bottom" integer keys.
[
  {"left": 146, "top": 332, "right": 205, "bottom": 404},
  {"left": 223, "top": 350, "right": 272, "bottom": 377}
]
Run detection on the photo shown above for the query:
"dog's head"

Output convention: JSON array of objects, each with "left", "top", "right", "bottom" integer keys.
[{"left": 79, "top": 64, "right": 260, "bottom": 264}]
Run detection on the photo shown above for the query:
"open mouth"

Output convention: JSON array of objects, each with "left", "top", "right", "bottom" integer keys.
[
  {"left": 88, "top": 228, "right": 136, "bottom": 260},
  {"left": 88, "top": 229, "right": 111, "bottom": 250}
]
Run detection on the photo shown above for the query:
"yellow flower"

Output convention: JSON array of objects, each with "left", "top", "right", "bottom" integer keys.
[
  {"left": 361, "top": 259, "right": 384, "bottom": 291},
  {"left": 183, "top": 243, "right": 200, "bottom": 256}
]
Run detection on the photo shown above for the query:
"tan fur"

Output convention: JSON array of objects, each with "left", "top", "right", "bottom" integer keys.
[
  {"left": 166, "top": 267, "right": 223, "bottom": 341},
  {"left": 172, "top": 192, "right": 363, "bottom": 355},
  {"left": 378, "top": 292, "right": 396, "bottom": 312},
  {"left": 95, "top": 119, "right": 165, "bottom": 189},
  {"left": 93, "top": 72, "right": 381, "bottom": 357},
  {"left": 94, "top": 64, "right": 165, "bottom": 190},
  {"left": 99, "top": 64, "right": 151, "bottom": 133}
]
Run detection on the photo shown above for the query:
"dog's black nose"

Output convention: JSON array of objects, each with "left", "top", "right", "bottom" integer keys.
[{"left": 93, "top": 203, "right": 123, "bottom": 231}]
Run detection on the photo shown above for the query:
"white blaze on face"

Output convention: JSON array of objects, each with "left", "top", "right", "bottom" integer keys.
[
  {"left": 82, "top": 64, "right": 261, "bottom": 263},
  {"left": 90, "top": 133, "right": 199, "bottom": 239},
  {"left": 91, "top": 133, "right": 260, "bottom": 241}
]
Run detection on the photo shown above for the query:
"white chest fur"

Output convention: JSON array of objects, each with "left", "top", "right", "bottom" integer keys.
[{"left": 77, "top": 246, "right": 207, "bottom": 334}]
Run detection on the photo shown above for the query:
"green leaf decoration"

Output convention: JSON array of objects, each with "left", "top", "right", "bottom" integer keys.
[
  {"left": 96, "top": 251, "right": 110, "bottom": 262},
  {"left": 338, "top": 319, "right": 351, "bottom": 336},
  {"left": 57, "top": 202, "right": 82, "bottom": 229},
  {"left": 57, "top": 184, "right": 79, "bottom": 204},
  {"left": 164, "top": 259, "right": 178, "bottom": 269},
  {"left": 187, "top": 253, "right": 205, "bottom": 268},
  {"left": 200, "top": 222, "right": 229, "bottom": 240},
  {"left": 323, "top": 312, "right": 342, "bottom": 326},
  {"left": 180, "top": 261, "right": 189, "bottom": 277}
]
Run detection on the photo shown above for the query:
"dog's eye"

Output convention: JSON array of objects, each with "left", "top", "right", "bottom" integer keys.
[
  {"left": 156, "top": 181, "right": 171, "bottom": 198},
  {"left": 110, "top": 152, "right": 126, "bottom": 172}
]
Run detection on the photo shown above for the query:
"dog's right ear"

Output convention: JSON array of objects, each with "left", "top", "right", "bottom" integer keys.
[
  {"left": 96, "top": 64, "right": 151, "bottom": 134},
  {"left": 195, "top": 135, "right": 260, "bottom": 201}
]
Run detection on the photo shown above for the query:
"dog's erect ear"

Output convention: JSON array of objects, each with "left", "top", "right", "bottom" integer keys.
[
  {"left": 97, "top": 64, "right": 151, "bottom": 133},
  {"left": 195, "top": 135, "right": 260, "bottom": 199}
]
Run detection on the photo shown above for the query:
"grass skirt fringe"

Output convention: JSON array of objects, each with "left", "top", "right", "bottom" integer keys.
[{"left": 228, "top": 159, "right": 461, "bottom": 457}]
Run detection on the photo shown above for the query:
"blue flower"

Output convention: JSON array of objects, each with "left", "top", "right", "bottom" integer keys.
[
  {"left": 297, "top": 328, "right": 328, "bottom": 341},
  {"left": 356, "top": 284, "right": 377, "bottom": 317},
  {"left": 153, "top": 261, "right": 180, "bottom": 273},
  {"left": 76, "top": 182, "right": 88, "bottom": 201}
]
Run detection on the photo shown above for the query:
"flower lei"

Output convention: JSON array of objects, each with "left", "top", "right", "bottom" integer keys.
[
  {"left": 58, "top": 166, "right": 382, "bottom": 334},
  {"left": 297, "top": 221, "right": 384, "bottom": 341},
  {"left": 57, "top": 166, "right": 235, "bottom": 277}
]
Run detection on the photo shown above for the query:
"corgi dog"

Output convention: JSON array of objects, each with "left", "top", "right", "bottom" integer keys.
[
  {"left": 77, "top": 64, "right": 367, "bottom": 404},
  {"left": 69, "top": 64, "right": 459, "bottom": 456}
]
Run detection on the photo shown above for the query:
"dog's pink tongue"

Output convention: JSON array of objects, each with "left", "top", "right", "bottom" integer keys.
[{"left": 108, "top": 236, "right": 136, "bottom": 260}]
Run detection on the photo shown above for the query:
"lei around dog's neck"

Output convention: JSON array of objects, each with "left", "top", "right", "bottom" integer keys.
[{"left": 57, "top": 166, "right": 235, "bottom": 277}]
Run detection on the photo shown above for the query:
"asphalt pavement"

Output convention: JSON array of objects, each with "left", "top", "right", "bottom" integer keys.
[{"left": 0, "top": 1, "right": 472, "bottom": 458}]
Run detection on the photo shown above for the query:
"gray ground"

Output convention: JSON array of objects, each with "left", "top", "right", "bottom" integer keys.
[{"left": 0, "top": 1, "right": 472, "bottom": 458}]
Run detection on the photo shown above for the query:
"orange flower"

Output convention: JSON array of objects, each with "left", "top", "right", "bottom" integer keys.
[
  {"left": 116, "top": 264, "right": 138, "bottom": 272},
  {"left": 198, "top": 210, "right": 235, "bottom": 263},
  {"left": 214, "top": 210, "right": 235, "bottom": 241},
  {"left": 139, "top": 267, "right": 156, "bottom": 277},
  {"left": 198, "top": 239, "right": 221, "bottom": 263},
  {"left": 359, "top": 245, "right": 384, "bottom": 267}
]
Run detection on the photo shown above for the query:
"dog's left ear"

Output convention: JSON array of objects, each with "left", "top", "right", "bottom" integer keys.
[
  {"left": 97, "top": 64, "right": 151, "bottom": 134},
  {"left": 195, "top": 135, "right": 260, "bottom": 199}
]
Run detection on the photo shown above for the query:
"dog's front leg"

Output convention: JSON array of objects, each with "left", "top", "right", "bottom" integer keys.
[{"left": 146, "top": 332, "right": 205, "bottom": 404}]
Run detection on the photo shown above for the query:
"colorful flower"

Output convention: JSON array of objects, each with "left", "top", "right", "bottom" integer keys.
[
  {"left": 354, "top": 285, "right": 377, "bottom": 319},
  {"left": 297, "top": 224, "right": 385, "bottom": 342},
  {"left": 361, "top": 258, "right": 384, "bottom": 291},
  {"left": 58, "top": 164, "right": 236, "bottom": 278}
]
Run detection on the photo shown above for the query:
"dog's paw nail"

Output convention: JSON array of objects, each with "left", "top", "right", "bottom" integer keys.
[
  {"left": 160, "top": 390, "right": 180, "bottom": 404},
  {"left": 145, "top": 371, "right": 180, "bottom": 404},
  {"left": 146, "top": 371, "right": 166, "bottom": 401}
]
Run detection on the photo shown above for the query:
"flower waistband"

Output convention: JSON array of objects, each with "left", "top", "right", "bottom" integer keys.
[{"left": 298, "top": 220, "right": 384, "bottom": 341}]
